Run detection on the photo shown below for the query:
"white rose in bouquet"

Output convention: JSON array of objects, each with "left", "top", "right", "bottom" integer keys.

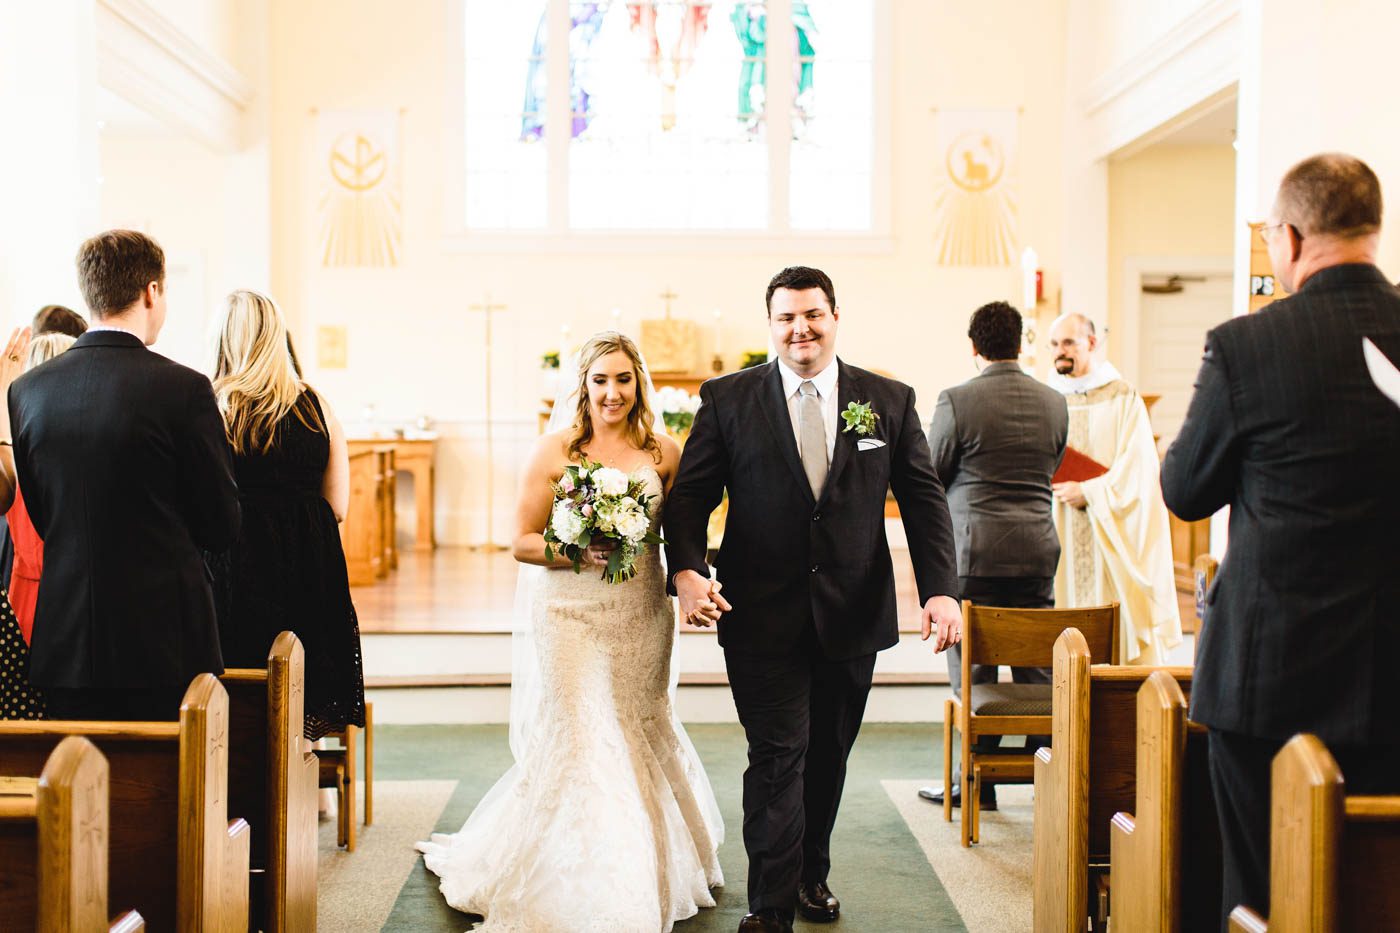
[
  {"left": 592, "top": 466, "right": 630, "bottom": 497},
  {"left": 550, "top": 500, "right": 584, "bottom": 544}
]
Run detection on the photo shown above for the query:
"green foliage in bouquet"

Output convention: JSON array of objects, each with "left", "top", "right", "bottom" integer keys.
[{"left": 542, "top": 458, "right": 666, "bottom": 584}]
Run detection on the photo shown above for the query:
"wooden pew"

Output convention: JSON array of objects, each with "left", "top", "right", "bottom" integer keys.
[
  {"left": 1031, "top": 629, "right": 1194, "bottom": 933},
  {"left": 1228, "top": 734, "right": 1400, "bottom": 932},
  {"left": 0, "top": 736, "right": 145, "bottom": 931},
  {"left": 220, "top": 632, "right": 319, "bottom": 932},
  {"left": 0, "top": 675, "right": 251, "bottom": 931},
  {"left": 1108, "top": 671, "right": 1223, "bottom": 932}
]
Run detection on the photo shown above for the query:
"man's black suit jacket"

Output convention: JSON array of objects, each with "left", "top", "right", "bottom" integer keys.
[
  {"left": 1161, "top": 264, "right": 1400, "bottom": 745},
  {"left": 665, "top": 359, "right": 958, "bottom": 660},
  {"left": 9, "top": 330, "right": 241, "bottom": 689}
]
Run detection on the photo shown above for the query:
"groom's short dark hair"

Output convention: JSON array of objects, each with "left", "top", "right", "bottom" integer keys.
[{"left": 766, "top": 266, "right": 836, "bottom": 315}]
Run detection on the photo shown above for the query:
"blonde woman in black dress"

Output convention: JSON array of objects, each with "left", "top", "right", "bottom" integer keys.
[{"left": 209, "top": 290, "right": 364, "bottom": 739}]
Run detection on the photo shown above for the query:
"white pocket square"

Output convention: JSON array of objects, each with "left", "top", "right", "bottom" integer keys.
[{"left": 856, "top": 438, "right": 886, "bottom": 451}]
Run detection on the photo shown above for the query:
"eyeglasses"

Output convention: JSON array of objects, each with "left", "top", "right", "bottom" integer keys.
[{"left": 1258, "top": 221, "right": 1298, "bottom": 244}]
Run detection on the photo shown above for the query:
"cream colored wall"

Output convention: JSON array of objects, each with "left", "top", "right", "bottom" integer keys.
[
  {"left": 267, "top": 0, "right": 1071, "bottom": 545},
  {"left": 1083, "top": 0, "right": 1219, "bottom": 81},
  {"left": 1107, "top": 143, "right": 1235, "bottom": 367},
  {"left": 139, "top": 0, "right": 243, "bottom": 65}
]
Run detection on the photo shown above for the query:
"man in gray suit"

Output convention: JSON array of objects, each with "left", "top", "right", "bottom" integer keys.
[{"left": 918, "top": 301, "right": 1068, "bottom": 809}]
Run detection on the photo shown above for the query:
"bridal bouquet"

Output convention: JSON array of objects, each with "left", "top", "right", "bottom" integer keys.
[{"left": 543, "top": 459, "right": 665, "bottom": 584}]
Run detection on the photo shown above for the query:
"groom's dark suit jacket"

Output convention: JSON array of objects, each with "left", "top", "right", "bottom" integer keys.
[{"left": 666, "top": 358, "right": 958, "bottom": 660}]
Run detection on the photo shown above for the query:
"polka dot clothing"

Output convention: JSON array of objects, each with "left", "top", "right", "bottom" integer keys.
[{"left": 0, "top": 591, "right": 44, "bottom": 719}]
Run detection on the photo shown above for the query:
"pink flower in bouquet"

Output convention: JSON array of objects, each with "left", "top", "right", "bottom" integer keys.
[
  {"left": 582, "top": 503, "right": 594, "bottom": 518},
  {"left": 559, "top": 474, "right": 575, "bottom": 494}
]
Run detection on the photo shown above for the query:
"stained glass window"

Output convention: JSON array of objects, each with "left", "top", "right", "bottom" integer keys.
[
  {"left": 464, "top": 1, "right": 547, "bottom": 229},
  {"left": 461, "top": 0, "right": 876, "bottom": 234}
]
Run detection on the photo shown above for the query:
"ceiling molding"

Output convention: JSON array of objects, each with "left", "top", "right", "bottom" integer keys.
[
  {"left": 1082, "top": 0, "right": 1240, "bottom": 116},
  {"left": 96, "top": 0, "right": 252, "bottom": 150}
]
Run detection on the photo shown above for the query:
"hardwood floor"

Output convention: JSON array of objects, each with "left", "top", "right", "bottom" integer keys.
[
  {"left": 352, "top": 546, "right": 931, "bottom": 635},
  {"left": 352, "top": 546, "right": 1203, "bottom": 637}
]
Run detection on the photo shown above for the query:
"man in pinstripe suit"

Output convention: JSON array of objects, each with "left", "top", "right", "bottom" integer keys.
[{"left": 1162, "top": 153, "right": 1400, "bottom": 929}]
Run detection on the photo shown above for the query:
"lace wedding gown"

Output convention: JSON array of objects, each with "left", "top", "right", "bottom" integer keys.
[{"left": 417, "top": 467, "right": 724, "bottom": 932}]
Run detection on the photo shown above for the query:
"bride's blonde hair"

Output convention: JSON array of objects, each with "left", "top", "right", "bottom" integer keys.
[
  {"left": 565, "top": 331, "right": 661, "bottom": 464},
  {"left": 212, "top": 289, "right": 324, "bottom": 455}
]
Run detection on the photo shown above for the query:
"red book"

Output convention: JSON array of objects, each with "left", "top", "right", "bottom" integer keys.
[{"left": 1053, "top": 446, "right": 1109, "bottom": 484}]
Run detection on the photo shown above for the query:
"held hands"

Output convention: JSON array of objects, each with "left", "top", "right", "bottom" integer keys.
[
  {"left": 675, "top": 569, "right": 732, "bottom": 628},
  {"left": 920, "top": 595, "right": 962, "bottom": 653},
  {"left": 1052, "top": 480, "right": 1087, "bottom": 510}
]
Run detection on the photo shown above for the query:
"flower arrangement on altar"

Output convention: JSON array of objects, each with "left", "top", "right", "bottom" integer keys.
[
  {"left": 740, "top": 350, "right": 768, "bottom": 369},
  {"left": 655, "top": 386, "right": 702, "bottom": 437}
]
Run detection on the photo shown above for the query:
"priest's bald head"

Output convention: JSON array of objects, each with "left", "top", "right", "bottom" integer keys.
[
  {"left": 1263, "top": 153, "right": 1382, "bottom": 293},
  {"left": 1048, "top": 313, "right": 1098, "bottom": 377}
]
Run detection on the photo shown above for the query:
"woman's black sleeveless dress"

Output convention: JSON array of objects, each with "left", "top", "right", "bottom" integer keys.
[{"left": 212, "top": 391, "right": 365, "bottom": 739}]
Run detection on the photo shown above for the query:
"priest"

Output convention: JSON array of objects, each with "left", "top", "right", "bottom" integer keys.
[{"left": 1045, "top": 313, "right": 1181, "bottom": 663}]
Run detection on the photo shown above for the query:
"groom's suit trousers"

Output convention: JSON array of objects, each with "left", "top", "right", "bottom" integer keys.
[{"left": 725, "top": 629, "right": 877, "bottom": 915}]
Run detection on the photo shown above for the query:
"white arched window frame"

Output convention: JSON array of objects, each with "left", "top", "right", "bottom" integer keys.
[{"left": 443, "top": 0, "right": 892, "bottom": 252}]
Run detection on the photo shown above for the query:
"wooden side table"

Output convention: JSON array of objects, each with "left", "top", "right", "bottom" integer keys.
[{"left": 347, "top": 436, "right": 437, "bottom": 552}]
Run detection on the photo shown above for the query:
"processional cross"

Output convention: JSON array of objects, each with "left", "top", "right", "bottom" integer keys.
[
  {"left": 469, "top": 294, "right": 509, "bottom": 551},
  {"left": 660, "top": 286, "right": 678, "bottom": 318}
]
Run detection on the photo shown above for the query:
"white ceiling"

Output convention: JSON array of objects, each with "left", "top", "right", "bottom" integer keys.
[
  {"left": 1147, "top": 94, "right": 1237, "bottom": 147},
  {"left": 96, "top": 86, "right": 173, "bottom": 136}
]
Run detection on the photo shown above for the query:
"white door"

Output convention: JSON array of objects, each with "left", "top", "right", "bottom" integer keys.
[{"left": 1138, "top": 273, "right": 1233, "bottom": 446}]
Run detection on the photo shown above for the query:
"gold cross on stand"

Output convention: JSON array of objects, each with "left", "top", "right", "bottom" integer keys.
[
  {"left": 468, "top": 294, "right": 510, "bottom": 552},
  {"left": 659, "top": 286, "right": 679, "bottom": 318}
]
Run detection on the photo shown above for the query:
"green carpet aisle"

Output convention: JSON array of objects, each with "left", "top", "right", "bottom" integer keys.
[{"left": 319, "top": 723, "right": 971, "bottom": 931}]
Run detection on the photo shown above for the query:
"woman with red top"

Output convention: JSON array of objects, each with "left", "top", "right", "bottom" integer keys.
[
  {"left": 0, "top": 326, "right": 44, "bottom": 719},
  {"left": 7, "top": 333, "right": 76, "bottom": 642}
]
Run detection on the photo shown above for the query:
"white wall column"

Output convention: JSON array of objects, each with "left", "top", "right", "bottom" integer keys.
[{"left": 0, "top": 1, "right": 100, "bottom": 320}]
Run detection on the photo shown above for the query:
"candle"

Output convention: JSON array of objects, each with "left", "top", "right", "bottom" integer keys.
[{"left": 1021, "top": 246, "right": 1039, "bottom": 312}]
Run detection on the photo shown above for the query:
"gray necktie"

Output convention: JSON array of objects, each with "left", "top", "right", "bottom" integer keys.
[{"left": 798, "top": 380, "right": 828, "bottom": 498}]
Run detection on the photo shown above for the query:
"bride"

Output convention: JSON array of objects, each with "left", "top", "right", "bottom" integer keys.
[{"left": 417, "top": 331, "right": 724, "bottom": 931}]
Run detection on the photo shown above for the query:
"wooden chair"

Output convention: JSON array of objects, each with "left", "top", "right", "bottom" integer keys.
[
  {"left": 1228, "top": 734, "right": 1400, "bottom": 932},
  {"left": 944, "top": 602, "right": 1119, "bottom": 848},
  {"left": 0, "top": 736, "right": 145, "bottom": 931},
  {"left": 1107, "top": 672, "right": 1222, "bottom": 933},
  {"left": 1031, "top": 629, "right": 1192, "bottom": 931},
  {"left": 220, "top": 632, "right": 319, "bottom": 931},
  {"left": 0, "top": 674, "right": 251, "bottom": 930},
  {"left": 318, "top": 701, "right": 374, "bottom": 851}
]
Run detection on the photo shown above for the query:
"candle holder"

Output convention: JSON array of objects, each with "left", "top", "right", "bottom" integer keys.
[{"left": 711, "top": 353, "right": 724, "bottom": 373}]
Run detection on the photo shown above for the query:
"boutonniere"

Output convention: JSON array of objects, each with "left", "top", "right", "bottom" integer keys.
[{"left": 841, "top": 400, "right": 880, "bottom": 437}]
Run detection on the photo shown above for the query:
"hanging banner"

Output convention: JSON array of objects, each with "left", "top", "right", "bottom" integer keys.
[
  {"left": 931, "top": 109, "right": 1019, "bottom": 266},
  {"left": 316, "top": 109, "right": 402, "bottom": 267}
]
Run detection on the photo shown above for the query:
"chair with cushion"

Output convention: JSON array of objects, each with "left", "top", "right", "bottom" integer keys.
[{"left": 943, "top": 602, "right": 1119, "bottom": 847}]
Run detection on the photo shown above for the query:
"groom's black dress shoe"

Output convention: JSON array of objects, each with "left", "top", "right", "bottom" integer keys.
[
  {"left": 797, "top": 881, "right": 841, "bottom": 922},
  {"left": 737, "top": 908, "right": 793, "bottom": 932}
]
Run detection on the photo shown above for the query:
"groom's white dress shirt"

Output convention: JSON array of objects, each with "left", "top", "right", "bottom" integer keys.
[{"left": 777, "top": 357, "right": 838, "bottom": 464}]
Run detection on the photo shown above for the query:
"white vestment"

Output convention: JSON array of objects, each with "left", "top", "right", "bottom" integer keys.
[{"left": 1049, "top": 363, "right": 1183, "bottom": 663}]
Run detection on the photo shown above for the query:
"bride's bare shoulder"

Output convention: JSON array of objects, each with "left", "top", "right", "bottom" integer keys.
[{"left": 526, "top": 430, "right": 572, "bottom": 474}]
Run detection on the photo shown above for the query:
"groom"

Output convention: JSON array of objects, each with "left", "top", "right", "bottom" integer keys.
[{"left": 666, "top": 266, "right": 961, "bottom": 933}]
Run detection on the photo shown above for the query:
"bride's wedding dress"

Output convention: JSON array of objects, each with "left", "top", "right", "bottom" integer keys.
[{"left": 416, "top": 466, "right": 723, "bottom": 932}]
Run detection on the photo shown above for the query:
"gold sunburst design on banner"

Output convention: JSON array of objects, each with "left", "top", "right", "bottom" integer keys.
[
  {"left": 317, "top": 114, "right": 402, "bottom": 268},
  {"left": 931, "top": 112, "right": 1019, "bottom": 266}
]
